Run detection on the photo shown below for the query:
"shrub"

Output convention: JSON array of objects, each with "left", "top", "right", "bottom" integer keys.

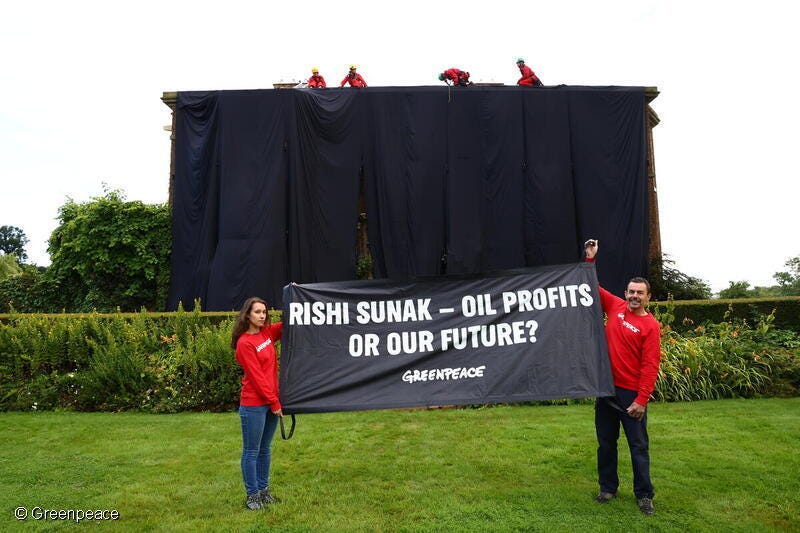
[
  {"left": 654, "top": 303, "right": 800, "bottom": 400},
  {"left": 78, "top": 328, "right": 155, "bottom": 410},
  {"left": 142, "top": 318, "right": 241, "bottom": 413}
]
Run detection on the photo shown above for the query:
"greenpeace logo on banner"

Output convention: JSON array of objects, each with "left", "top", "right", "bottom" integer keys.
[
  {"left": 279, "top": 263, "right": 615, "bottom": 414},
  {"left": 402, "top": 366, "right": 486, "bottom": 384},
  {"left": 288, "top": 285, "right": 593, "bottom": 357}
]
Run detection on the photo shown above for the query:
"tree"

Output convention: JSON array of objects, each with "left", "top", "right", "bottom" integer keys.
[
  {"left": 717, "top": 255, "right": 800, "bottom": 299},
  {"left": 649, "top": 255, "right": 712, "bottom": 301},
  {"left": 717, "top": 281, "right": 782, "bottom": 299},
  {"left": 0, "top": 225, "right": 28, "bottom": 263},
  {"left": 718, "top": 281, "right": 752, "bottom": 299},
  {"left": 0, "top": 253, "right": 21, "bottom": 280},
  {"left": 47, "top": 189, "right": 171, "bottom": 311},
  {"left": 774, "top": 255, "right": 800, "bottom": 296}
]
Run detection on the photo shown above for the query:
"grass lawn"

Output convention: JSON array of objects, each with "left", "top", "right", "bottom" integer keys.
[{"left": 1, "top": 398, "right": 798, "bottom": 532}]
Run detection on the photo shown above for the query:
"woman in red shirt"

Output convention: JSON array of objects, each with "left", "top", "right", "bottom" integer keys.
[{"left": 231, "top": 297, "right": 283, "bottom": 510}]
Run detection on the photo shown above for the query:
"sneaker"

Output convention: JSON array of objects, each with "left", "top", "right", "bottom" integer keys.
[
  {"left": 245, "top": 493, "right": 263, "bottom": 510},
  {"left": 259, "top": 487, "right": 281, "bottom": 504},
  {"left": 637, "top": 497, "right": 654, "bottom": 515},
  {"left": 595, "top": 492, "right": 616, "bottom": 504}
]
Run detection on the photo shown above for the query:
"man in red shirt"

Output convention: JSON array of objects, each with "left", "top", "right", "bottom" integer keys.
[
  {"left": 516, "top": 58, "right": 543, "bottom": 87},
  {"left": 340, "top": 65, "right": 367, "bottom": 87},
  {"left": 307, "top": 67, "right": 326, "bottom": 88},
  {"left": 585, "top": 239, "right": 660, "bottom": 515},
  {"left": 438, "top": 68, "right": 472, "bottom": 86}
]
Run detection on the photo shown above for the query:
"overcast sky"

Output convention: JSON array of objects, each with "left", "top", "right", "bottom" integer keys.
[{"left": 1, "top": 0, "right": 797, "bottom": 293}]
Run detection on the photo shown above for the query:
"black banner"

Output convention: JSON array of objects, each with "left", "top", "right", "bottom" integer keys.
[{"left": 279, "top": 262, "right": 614, "bottom": 413}]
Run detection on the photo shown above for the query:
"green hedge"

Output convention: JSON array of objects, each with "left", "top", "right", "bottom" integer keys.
[
  {"left": 0, "top": 304, "right": 280, "bottom": 413},
  {"left": 1, "top": 301, "right": 797, "bottom": 412},
  {"left": 651, "top": 296, "right": 800, "bottom": 332}
]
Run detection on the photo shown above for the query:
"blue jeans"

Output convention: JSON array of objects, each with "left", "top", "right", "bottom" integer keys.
[
  {"left": 595, "top": 387, "right": 654, "bottom": 499},
  {"left": 239, "top": 405, "right": 279, "bottom": 495}
]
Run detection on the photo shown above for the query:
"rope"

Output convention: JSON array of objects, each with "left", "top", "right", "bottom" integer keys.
[{"left": 280, "top": 414, "right": 296, "bottom": 440}]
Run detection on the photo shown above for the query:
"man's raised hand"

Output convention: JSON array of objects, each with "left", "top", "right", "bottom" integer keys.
[{"left": 584, "top": 239, "right": 599, "bottom": 259}]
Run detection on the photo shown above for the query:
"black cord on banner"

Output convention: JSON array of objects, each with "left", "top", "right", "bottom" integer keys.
[{"left": 280, "top": 414, "right": 296, "bottom": 440}]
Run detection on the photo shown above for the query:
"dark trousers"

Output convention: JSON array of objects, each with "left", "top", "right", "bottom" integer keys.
[{"left": 595, "top": 386, "right": 654, "bottom": 499}]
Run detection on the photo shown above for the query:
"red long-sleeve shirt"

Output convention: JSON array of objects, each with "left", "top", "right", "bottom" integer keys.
[
  {"left": 597, "top": 287, "right": 661, "bottom": 405},
  {"left": 308, "top": 74, "right": 326, "bottom": 88},
  {"left": 442, "top": 68, "right": 470, "bottom": 85},
  {"left": 517, "top": 64, "right": 541, "bottom": 86},
  {"left": 587, "top": 258, "right": 661, "bottom": 405},
  {"left": 442, "top": 68, "right": 462, "bottom": 84},
  {"left": 340, "top": 73, "right": 367, "bottom": 87},
  {"left": 235, "top": 322, "right": 283, "bottom": 410}
]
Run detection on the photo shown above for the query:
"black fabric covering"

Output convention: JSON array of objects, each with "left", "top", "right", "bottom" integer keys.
[
  {"left": 445, "top": 88, "right": 527, "bottom": 274},
  {"left": 363, "top": 88, "right": 448, "bottom": 279},
  {"left": 288, "top": 90, "right": 362, "bottom": 285},
  {"left": 169, "top": 86, "right": 648, "bottom": 311},
  {"left": 522, "top": 90, "right": 578, "bottom": 266},
  {"left": 168, "top": 92, "right": 220, "bottom": 309},
  {"left": 206, "top": 91, "right": 289, "bottom": 311},
  {"left": 569, "top": 89, "right": 648, "bottom": 295}
]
